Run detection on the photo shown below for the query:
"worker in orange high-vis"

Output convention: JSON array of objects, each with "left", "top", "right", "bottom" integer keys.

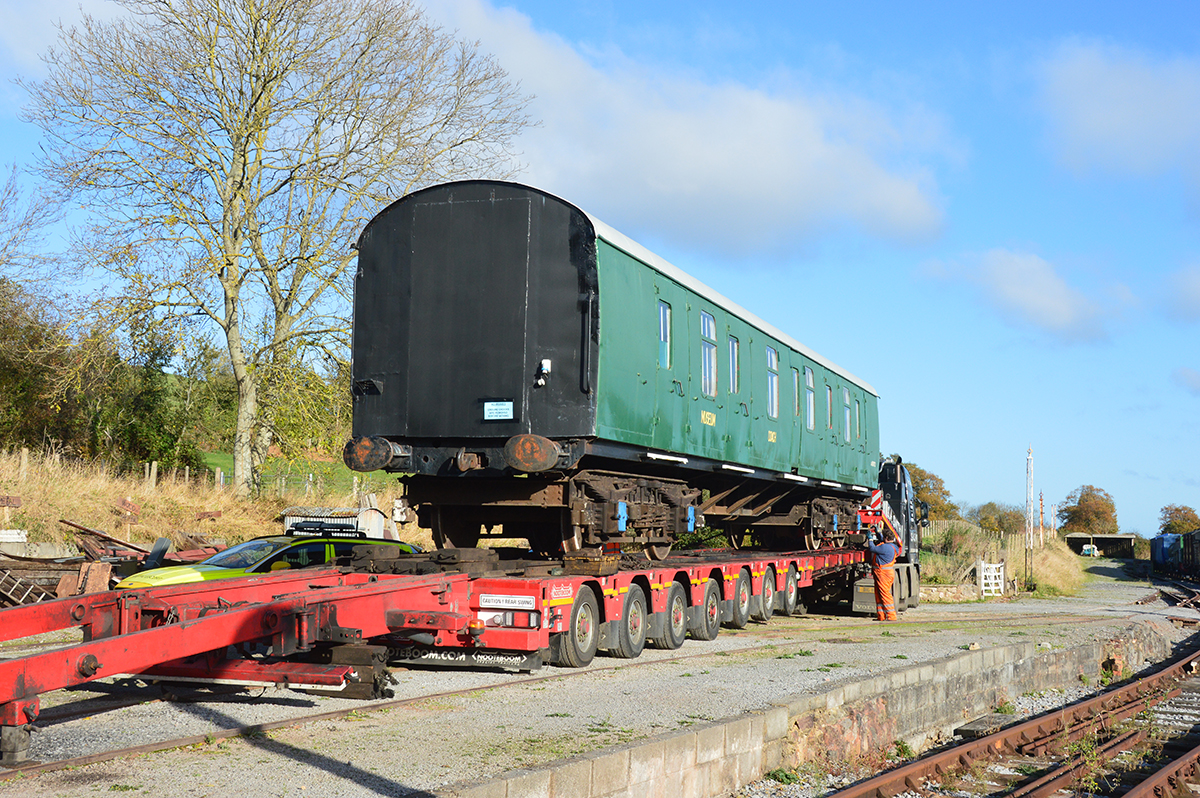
[{"left": 866, "top": 527, "right": 901, "bottom": 621}]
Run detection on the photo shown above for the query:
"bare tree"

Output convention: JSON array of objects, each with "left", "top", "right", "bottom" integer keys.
[
  {"left": 21, "top": 0, "right": 532, "bottom": 493},
  {"left": 0, "top": 164, "right": 56, "bottom": 277}
]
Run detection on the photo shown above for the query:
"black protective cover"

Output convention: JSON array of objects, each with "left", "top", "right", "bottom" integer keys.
[{"left": 351, "top": 181, "right": 599, "bottom": 441}]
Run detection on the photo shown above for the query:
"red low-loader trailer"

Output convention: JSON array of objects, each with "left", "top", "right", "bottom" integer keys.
[{"left": 0, "top": 545, "right": 871, "bottom": 766}]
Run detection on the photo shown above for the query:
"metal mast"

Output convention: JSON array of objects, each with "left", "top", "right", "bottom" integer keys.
[{"left": 1025, "top": 448, "right": 1035, "bottom": 590}]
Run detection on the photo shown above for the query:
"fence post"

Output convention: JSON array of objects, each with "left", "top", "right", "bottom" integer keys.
[
  {"left": 149, "top": 460, "right": 158, "bottom": 488},
  {"left": 18, "top": 448, "right": 28, "bottom": 483}
]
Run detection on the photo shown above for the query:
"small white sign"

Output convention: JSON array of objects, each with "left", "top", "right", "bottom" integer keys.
[
  {"left": 483, "top": 401, "right": 514, "bottom": 421},
  {"left": 0, "top": 530, "right": 27, "bottom": 543},
  {"left": 479, "top": 593, "right": 537, "bottom": 610}
]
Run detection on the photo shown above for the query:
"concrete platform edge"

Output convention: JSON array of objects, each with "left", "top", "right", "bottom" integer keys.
[{"left": 435, "top": 617, "right": 1184, "bottom": 798}]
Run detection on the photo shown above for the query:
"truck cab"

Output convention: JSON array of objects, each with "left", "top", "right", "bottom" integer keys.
[{"left": 852, "top": 458, "right": 926, "bottom": 614}]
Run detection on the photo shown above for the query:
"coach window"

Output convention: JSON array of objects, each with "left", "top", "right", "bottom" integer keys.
[
  {"left": 728, "top": 335, "right": 740, "bottom": 393},
  {"left": 657, "top": 300, "right": 671, "bottom": 368},
  {"left": 842, "top": 388, "right": 851, "bottom": 443},
  {"left": 766, "top": 346, "right": 779, "bottom": 418},
  {"left": 804, "top": 367, "right": 815, "bottom": 430},
  {"left": 855, "top": 399, "right": 861, "bottom": 439},
  {"left": 826, "top": 385, "right": 833, "bottom": 430},
  {"left": 700, "top": 311, "right": 717, "bottom": 398},
  {"left": 792, "top": 368, "right": 800, "bottom": 417}
]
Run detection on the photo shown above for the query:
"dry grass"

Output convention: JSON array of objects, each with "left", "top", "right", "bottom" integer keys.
[
  {"left": 1017, "top": 536, "right": 1086, "bottom": 596},
  {"left": 0, "top": 449, "right": 432, "bottom": 551},
  {"left": 920, "top": 519, "right": 1085, "bottom": 596}
]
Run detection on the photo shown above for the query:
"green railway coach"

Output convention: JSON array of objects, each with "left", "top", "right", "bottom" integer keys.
[{"left": 345, "top": 181, "right": 880, "bottom": 558}]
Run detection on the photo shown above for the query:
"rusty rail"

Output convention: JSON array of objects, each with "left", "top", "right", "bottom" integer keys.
[
  {"left": 1123, "top": 738, "right": 1200, "bottom": 798},
  {"left": 827, "top": 647, "right": 1200, "bottom": 798}
]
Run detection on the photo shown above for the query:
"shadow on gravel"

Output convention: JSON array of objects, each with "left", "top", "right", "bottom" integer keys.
[
  {"left": 176, "top": 701, "right": 437, "bottom": 797},
  {"left": 38, "top": 682, "right": 321, "bottom": 729},
  {"left": 1081, "top": 559, "right": 1151, "bottom": 582}
]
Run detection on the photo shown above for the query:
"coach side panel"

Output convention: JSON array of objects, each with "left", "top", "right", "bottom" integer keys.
[{"left": 594, "top": 241, "right": 878, "bottom": 486}]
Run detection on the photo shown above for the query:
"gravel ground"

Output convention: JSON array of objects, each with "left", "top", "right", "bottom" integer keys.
[{"left": 1, "top": 563, "right": 1195, "bottom": 798}]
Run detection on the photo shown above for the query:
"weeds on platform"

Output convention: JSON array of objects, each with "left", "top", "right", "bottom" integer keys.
[{"left": 764, "top": 767, "right": 802, "bottom": 784}]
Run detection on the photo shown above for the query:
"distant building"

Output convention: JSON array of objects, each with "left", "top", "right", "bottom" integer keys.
[{"left": 1064, "top": 532, "right": 1136, "bottom": 559}]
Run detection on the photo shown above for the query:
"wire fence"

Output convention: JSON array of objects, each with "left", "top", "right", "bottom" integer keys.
[{"left": 5, "top": 446, "right": 390, "bottom": 502}]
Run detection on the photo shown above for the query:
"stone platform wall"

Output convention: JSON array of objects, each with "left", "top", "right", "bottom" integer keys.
[{"left": 443, "top": 618, "right": 1185, "bottom": 798}]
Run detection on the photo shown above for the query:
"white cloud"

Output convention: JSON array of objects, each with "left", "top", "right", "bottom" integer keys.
[
  {"left": 962, "top": 249, "right": 1105, "bottom": 342},
  {"left": 1173, "top": 367, "right": 1200, "bottom": 396},
  {"left": 1039, "top": 39, "right": 1200, "bottom": 178},
  {"left": 1166, "top": 264, "right": 1200, "bottom": 322},
  {"left": 426, "top": 0, "right": 946, "bottom": 255}
]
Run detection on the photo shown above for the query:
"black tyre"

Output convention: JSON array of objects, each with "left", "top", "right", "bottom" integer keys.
[
  {"left": 690, "top": 578, "right": 722, "bottom": 641},
  {"left": 900, "top": 567, "right": 917, "bottom": 610},
  {"left": 754, "top": 567, "right": 775, "bottom": 622},
  {"left": 780, "top": 565, "right": 800, "bottom": 616},
  {"left": 727, "top": 568, "right": 752, "bottom": 629},
  {"left": 555, "top": 585, "right": 599, "bottom": 667},
  {"left": 650, "top": 582, "right": 687, "bottom": 650},
  {"left": 611, "top": 584, "right": 647, "bottom": 659}
]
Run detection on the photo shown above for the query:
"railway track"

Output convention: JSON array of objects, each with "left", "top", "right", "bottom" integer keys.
[
  {"left": 0, "top": 610, "right": 1111, "bottom": 782},
  {"left": 825, "top": 645, "right": 1200, "bottom": 798}
]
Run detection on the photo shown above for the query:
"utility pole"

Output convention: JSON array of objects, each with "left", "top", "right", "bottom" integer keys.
[
  {"left": 1025, "top": 448, "right": 1035, "bottom": 590},
  {"left": 1039, "top": 491, "right": 1045, "bottom": 547}
]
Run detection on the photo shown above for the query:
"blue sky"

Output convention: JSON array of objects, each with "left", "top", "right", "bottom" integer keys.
[{"left": 2, "top": 1, "right": 1199, "bottom": 535}]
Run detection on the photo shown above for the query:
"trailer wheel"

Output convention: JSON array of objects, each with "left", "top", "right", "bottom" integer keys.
[
  {"left": 556, "top": 585, "right": 599, "bottom": 668},
  {"left": 691, "top": 578, "right": 721, "bottom": 641},
  {"left": 780, "top": 565, "right": 800, "bottom": 616},
  {"left": 754, "top": 567, "right": 775, "bottom": 622},
  {"left": 611, "top": 584, "right": 647, "bottom": 659},
  {"left": 727, "top": 568, "right": 752, "bottom": 629},
  {"left": 650, "top": 582, "right": 687, "bottom": 650}
]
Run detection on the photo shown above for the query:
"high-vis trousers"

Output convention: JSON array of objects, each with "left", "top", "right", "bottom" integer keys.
[{"left": 873, "top": 563, "right": 897, "bottom": 621}]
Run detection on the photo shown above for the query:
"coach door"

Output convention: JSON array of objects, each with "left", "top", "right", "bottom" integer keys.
[
  {"left": 797, "top": 363, "right": 823, "bottom": 476},
  {"left": 652, "top": 281, "right": 690, "bottom": 453},
  {"left": 721, "top": 319, "right": 750, "bottom": 464}
]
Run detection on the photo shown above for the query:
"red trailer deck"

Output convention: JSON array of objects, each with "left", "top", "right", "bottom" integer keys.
[{"left": 0, "top": 545, "right": 867, "bottom": 765}]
